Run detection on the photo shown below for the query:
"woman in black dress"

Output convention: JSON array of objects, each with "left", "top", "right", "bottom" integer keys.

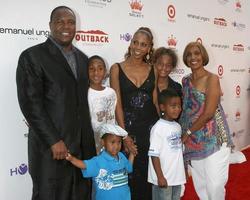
[{"left": 110, "top": 27, "right": 159, "bottom": 200}]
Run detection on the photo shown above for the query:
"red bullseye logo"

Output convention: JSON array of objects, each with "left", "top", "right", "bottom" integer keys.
[
  {"left": 167, "top": 5, "right": 175, "bottom": 18},
  {"left": 236, "top": 85, "right": 241, "bottom": 96},
  {"left": 218, "top": 65, "right": 223, "bottom": 76}
]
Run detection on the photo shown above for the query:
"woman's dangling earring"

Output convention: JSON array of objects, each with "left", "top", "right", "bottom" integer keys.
[{"left": 146, "top": 53, "right": 150, "bottom": 60}]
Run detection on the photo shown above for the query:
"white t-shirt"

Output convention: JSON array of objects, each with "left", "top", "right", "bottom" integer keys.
[
  {"left": 88, "top": 87, "right": 117, "bottom": 153},
  {"left": 148, "top": 118, "right": 186, "bottom": 186}
]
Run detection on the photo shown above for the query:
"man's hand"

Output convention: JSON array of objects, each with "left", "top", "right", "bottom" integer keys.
[
  {"left": 123, "top": 136, "right": 138, "bottom": 155},
  {"left": 51, "top": 140, "right": 68, "bottom": 160}
]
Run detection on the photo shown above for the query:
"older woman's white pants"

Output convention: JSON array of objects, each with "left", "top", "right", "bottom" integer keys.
[{"left": 190, "top": 144, "right": 230, "bottom": 200}]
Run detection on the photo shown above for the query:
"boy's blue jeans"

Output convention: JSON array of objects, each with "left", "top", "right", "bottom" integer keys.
[{"left": 152, "top": 184, "right": 181, "bottom": 200}]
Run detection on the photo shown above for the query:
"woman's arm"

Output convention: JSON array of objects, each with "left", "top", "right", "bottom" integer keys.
[
  {"left": 183, "top": 74, "right": 221, "bottom": 142},
  {"left": 153, "top": 66, "right": 160, "bottom": 115},
  {"left": 110, "top": 64, "right": 125, "bottom": 129}
]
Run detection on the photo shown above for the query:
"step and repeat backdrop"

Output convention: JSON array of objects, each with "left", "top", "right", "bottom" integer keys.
[{"left": 1, "top": 0, "right": 250, "bottom": 199}]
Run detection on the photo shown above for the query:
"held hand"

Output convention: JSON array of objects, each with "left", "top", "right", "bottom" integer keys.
[
  {"left": 51, "top": 140, "right": 68, "bottom": 160},
  {"left": 158, "top": 176, "right": 168, "bottom": 188},
  {"left": 123, "top": 136, "right": 138, "bottom": 155},
  {"left": 65, "top": 152, "right": 73, "bottom": 162},
  {"left": 181, "top": 133, "right": 189, "bottom": 144}
]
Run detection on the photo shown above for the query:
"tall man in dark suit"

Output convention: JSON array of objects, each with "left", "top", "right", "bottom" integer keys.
[{"left": 16, "top": 6, "right": 96, "bottom": 200}]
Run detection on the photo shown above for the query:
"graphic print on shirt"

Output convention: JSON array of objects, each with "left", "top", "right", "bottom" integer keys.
[
  {"left": 167, "top": 131, "right": 182, "bottom": 150},
  {"left": 95, "top": 168, "right": 128, "bottom": 190},
  {"left": 92, "top": 94, "right": 116, "bottom": 131}
]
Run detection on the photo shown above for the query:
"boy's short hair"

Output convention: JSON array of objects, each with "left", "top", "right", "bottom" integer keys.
[
  {"left": 158, "top": 89, "right": 180, "bottom": 105},
  {"left": 88, "top": 55, "right": 107, "bottom": 69}
]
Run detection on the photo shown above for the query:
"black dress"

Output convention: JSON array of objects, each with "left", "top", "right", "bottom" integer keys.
[
  {"left": 118, "top": 63, "right": 158, "bottom": 200},
  {"left": 157, "top": 76, "right": 182, "bottom": 97}
]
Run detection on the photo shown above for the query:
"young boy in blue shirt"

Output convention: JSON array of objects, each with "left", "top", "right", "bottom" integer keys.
[{"left": 66, "top": 123, "right": 136, "bottom": 200}]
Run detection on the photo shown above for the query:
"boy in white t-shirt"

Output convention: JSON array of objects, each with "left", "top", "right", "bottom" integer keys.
[
  {"left": 148, "top": 89, "right": 186, "bottom": 200},
  {"left": 87, "top": 55, "right": 117, "bottom": 154}
]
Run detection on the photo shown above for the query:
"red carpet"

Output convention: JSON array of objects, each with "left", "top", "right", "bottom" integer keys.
[{"left": 181, "top": 148, "right": 250, "bottom": 200}]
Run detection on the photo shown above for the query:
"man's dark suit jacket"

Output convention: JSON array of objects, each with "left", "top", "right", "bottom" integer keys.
[{"left": 16, "top": 38, "right": 96, "bottom": 199}]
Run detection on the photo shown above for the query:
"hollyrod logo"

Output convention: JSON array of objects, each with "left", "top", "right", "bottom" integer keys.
[
  {"left": 120, "top": 33, "right": 132, "bottom": 42},
  {"left": 167, "top": 35, "right": 177, "bottom": 49},
  {"left": 129, "top": 0, "right": 144, "bottom": 18},
  {"left": 236, "top": 85, "right": 241, "bottom": 96},
  {"left": 171, "top": 68, "right": 185, "bottom": 75},
  {"left": 214, "top": 18, "right": 227, "bottom": 26},
  {"left": 167, "top": 5, "right": 176, "bottom": 22},
  {"left": 75, "top": 30, "right": 109, "bottom": 45},
  {"left": 231, "top": 21, "right": 246, "bottom": 31},
  {"left": 218, "top": 65, "right": 224, "bottom": 77},
  {"left": 233, "top": 44, "right": 244, "bottom": 52},
  {"left": 10, "top": 163, "right": 28, "bottom": 176}
]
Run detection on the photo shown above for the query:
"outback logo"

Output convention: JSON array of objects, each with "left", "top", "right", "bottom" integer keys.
[
  {"left": 120, "top": 33, "right": 132, "bottom": 42},
  {"left": 236, "top": 85, "right": 241, "bottom": 96},
  {"left": 0, "top": 27, "right": 49, "bottom": 40},
  {"left": 218, "top": 65, "right": 224, "bottom": 77},
  {"left": 84, "top": 0, "right": 112, "bottom": 8},
  {"left": 129, "top": 0, "right": 144, "bottom": 18},
  {"left": 10, "top": 163, "right": 28, "bottom": 176},
  {"left": 75, "top": 30, "right": 109, "bottom": 45},
  {"left": 218, "top": 0, "right": 229, "bottom": 4},
  {"left": 211, "top": 43, "right": 229, "bottom": 49},
  {"left": 235, "top": 0, "right": 242, "bottom": 12},
  {"left": 167, "top": 5, "right": 176, "bottom": 22},
  {"left": 214, "top": 18, "right": 227, "bottom": 26},
  {"left": 233, "top": 44, "right": 244, "bottom": 52},
  {"left": 167, "top": 35, "right": 177, "bottom": 49},
  {"left": 231, "top": 21, "right": 246, "bottom": 31}
]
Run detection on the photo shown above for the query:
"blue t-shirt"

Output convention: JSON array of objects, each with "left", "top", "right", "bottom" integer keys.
[{"left": 82, "top": 151, "right": 132, "bottom": 200}]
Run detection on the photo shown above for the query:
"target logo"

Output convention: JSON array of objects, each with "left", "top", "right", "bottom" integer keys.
[
  {"left": 218, "top": 65, "right": 224, "bottom": 76},
  {"left": 167, "top": 5, "right": 176, "bottom": 22},
  {"left": 236, "top": 85, "right": 241, "bottom": 96}
]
